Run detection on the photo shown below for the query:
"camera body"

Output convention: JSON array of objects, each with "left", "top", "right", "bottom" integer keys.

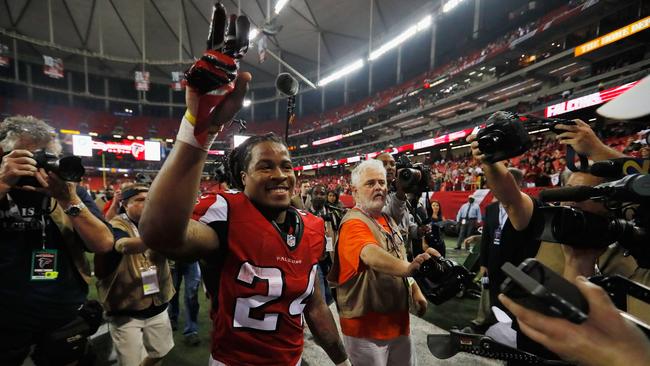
[
  {"left": 414, "top": 256, "right": 473, "bottom": 305},
  {"left": 501, "top": 259, "right": 589, "bottom": 324},
  {"left": 476, "top": 111, "right": 576, "bottom": 163},
  {"left": 10, "top": 150, "right": 85, "bottom": 187},
  {"left": 396, "top": 155, "right": 431, "bottom": 193},
  {"left": 476, "top": 111, "right": 532, "bottom": 163}
]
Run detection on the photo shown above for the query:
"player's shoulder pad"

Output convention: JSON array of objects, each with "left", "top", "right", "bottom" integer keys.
[{"left": 193, "top": 193, "right": 228, "bottom": 222}]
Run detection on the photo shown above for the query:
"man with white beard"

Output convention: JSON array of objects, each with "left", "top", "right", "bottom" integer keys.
[{"left": 328, "top": 159, "right": 440, "bottom": 366}]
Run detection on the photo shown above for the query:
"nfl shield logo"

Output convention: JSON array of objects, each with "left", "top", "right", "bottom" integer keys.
[{"left": 287, "top": 234, "right": 296, "bottom": 248}]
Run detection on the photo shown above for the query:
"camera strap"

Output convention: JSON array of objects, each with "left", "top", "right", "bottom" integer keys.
[
  {"left": 355, "top": 207, "right": 405, "bottom": 259},
  {"left": 565, "top": 145, "right": 590, "bottom": 173}
]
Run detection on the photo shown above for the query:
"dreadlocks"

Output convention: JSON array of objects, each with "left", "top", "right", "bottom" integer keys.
[{"left": 227, "top": 133, "right": 288, "bottom": 190}]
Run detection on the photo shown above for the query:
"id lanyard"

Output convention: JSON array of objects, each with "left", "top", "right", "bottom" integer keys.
[
  {"left": 6, "top": 193, "right": 60, "bottom": 281},
  {"left": 119, "top": 213, "right": 160, "bottom": 295},
  {"left": 494, "top": 204, "right": 508, "bottom": 247}
]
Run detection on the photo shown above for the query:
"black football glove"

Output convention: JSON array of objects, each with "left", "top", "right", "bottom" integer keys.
[{"left": 185, "top": 2, "right": 250, "bottom": 95}]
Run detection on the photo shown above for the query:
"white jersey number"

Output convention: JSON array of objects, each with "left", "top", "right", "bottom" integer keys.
[{"left": 233, "top": 262, "right": 318, "bottom": 331}]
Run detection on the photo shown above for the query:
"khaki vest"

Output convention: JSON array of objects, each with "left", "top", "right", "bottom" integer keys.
[
  {"left": 598, "top": 245, "right": 650, "bottom": 324},
  {"left": 49, "top": 198, "right": 93, "bottom": 285},
  {"left": 96, "top": 214, "right": 174, "bottom": 312},
  {"left": 328, "top": 208, "right": 410, "bottom": 318}
]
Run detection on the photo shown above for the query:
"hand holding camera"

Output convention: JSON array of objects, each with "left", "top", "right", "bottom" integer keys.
[
  {"left": 1, "top": 149, "right": 84, "bottom": 204},
  {"left": 21, "top": 168, "right": 78, "bottom": 205},
  {"left": 406, "top": 248, "right": 441, "bottom": 276},
  {"left": 555, "top": 119, "right": 622, "bottom": 161},
  {"left": 0, "top": 150, "right": 38, "bottom": 193},
  {"left": 499, "top": 275, "right": 650, "bottom": 366}
]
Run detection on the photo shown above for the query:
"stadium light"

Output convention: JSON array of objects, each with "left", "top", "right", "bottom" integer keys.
[
  {"left": 318, "top": 59, "right": 364, "bottom": 87},
  {"left": 442, "top": 0, "right": 465, "bottom": 13},
  {"left": 368, "top": 15, "right": 431, "bottom": 61},
  {"left": 274, "top": 0, "right": 289, "bottom": 15},
  {"left": 249, "top": 27, "right": 259, "bottom": 40},
  {"left": 243, "top": 99, "right": 252, "bottom": 107}
]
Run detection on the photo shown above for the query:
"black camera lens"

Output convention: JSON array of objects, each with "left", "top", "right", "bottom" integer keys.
[
  {"left": 398, "top": 168, "right": 421, "bottom": 187},
  {"left": 477, "top": 132, "right": 503, "bottom": 155},
  {"left": 31, "top": 150, "right": 85, "bottom": 182},
  {"left": 57, "top": 156, "right": 85, "bottom": 182}
]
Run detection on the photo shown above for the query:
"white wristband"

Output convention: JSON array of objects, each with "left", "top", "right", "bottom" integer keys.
[{"left": 175, "top": 111, "right": 217, "bottom": 151}]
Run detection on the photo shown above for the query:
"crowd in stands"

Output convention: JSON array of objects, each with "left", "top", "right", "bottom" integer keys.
[
  {"left": 289, "top": 126, "right": 648, "bottom": 198},
  {"left": 250, "top": 0, "right": 594, "bottom": 141}
]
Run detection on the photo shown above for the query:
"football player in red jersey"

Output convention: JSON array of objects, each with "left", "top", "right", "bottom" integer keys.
[{"left": 140, "top": 7, "right": 349, "bottom": 366}]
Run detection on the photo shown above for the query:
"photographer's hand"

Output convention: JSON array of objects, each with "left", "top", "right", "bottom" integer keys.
[
  {"left": 411, "top": 282, "right": 428, "bottom": 317},
  {"left": 499, "top": 277, "right": 650, "bottom": 366},
  {"left": 21, "top": 168, "right": 79, "bottom": 206},
  {"left": 21, "top": 169, "right": 113, "bottom": 253},
  {"left": 467, "top": 134, "right": 489, "bottom": 164},
  {"left": 105, "top": 189, "right": 122, "bottom": 221},
  {"left": 555, "top": 119, "right": 625, "bottom": 161},
  {"left": 466, "top": 134, "right": 534, "bottom": 231},
  {"left": 0, "top": 150, "right": 38, "bottom": 198}
]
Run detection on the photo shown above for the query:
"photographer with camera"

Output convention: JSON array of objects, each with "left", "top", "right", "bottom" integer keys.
[
  {"left": 472, "top": 75, "right": 650, "bottom": 365},
  {"left": 0, "top": 115, "right": 114, "bottom": 365},
  {"left": 139, "top": 4, "right": 350, "bottom": 365},
  {"left": 375, "top": 152, "right": 430, "bottom": 259},
  {"left": 95, "top": 184, "right": 175, "bottom": 366},
  {"left": 499, "top": 277, "right": 650, "bottom": 366},
  {"left": 328, "top": 159, "right": 439, "bottom": 366},
  {"left": 467, "top": 111, "right": 634, "bottom": 357}
]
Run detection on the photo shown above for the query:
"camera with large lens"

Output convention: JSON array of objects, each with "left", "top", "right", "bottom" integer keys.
[
  {"left": 476, "top": 111, "right": 577, "bottom": 164},
  {"left": 536, "top": 172, "right": 650, "bottom": 267},
  {"left": 476, "top": 111, "right": 532, "bottom": 163},
  {"left": 14, "top": 149, "right": 85, "bottom": 186},
  {"left": 413, "top": 256, "right": 473, "bottom": 305},
  {"left": 396, "top": 155, "right": 431, "bottom": 193}
]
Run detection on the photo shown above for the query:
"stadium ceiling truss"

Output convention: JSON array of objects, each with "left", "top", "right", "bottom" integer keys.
[{"left": 0, "top": 0, "right": 436, "bottom": 89}]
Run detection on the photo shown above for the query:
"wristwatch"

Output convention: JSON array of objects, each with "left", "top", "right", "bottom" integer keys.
[{"left": 64, "top": 202, "right": 87, "bottom": 217}]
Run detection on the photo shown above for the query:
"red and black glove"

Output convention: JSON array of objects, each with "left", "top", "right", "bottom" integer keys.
[{"left": 182, "top": 2, "right": 249, "bottom": 147}]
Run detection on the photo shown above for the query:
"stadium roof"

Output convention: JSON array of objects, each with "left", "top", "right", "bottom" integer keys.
[{"left": 0, "top": 0, "right": 437, "bottom": 88}]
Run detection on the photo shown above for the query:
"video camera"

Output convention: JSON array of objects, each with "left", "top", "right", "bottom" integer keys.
[
  {"left": 476, "top": 111, "right": 578, "bottom": 164},
  {"left": 395, "top": 155, "right": 431, "bottom": 194},
  {"left": 536, "top": 170, "right": 650, "bottom": 267}
]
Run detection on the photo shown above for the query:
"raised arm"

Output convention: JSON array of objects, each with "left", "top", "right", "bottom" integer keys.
[
  {"left": 467, "top": 135, "right": 534, "bottom": 230},
  {"left": 139, "top": 74, "right": 251, "bottom": 261},
  {"left": 555, "top": 119, "right": 626, "bottom": 161}
]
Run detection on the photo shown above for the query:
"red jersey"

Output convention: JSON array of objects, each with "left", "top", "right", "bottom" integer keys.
[{"left": 194, "top": 192, "right": 325, "bottom": 366}]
